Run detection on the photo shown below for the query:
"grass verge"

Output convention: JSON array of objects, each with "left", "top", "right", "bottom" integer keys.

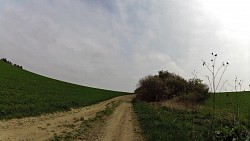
[{"left": 133, "top": 98, "right": 250, "bottom": 141}]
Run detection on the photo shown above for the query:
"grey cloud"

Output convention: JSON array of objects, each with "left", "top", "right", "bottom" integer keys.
[{"left": 0, "top": 0, "right": 249, "bottom": 91}]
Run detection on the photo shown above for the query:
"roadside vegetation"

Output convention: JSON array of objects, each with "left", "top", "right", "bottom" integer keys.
[
  {"left": 133, "top": 93, "right": 250, "bottom": 141},
  {"left": 0, "top": 60, "right": 129, "bottom": 120}
]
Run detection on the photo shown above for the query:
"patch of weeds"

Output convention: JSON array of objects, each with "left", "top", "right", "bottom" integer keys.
[
  {"left": 62, "top": 124, "right": 75, "bottom": 129},
  {"left": 79, "top": 117, "right": 84, "bottom": 121},
  {"left": 50, "top": 133, "right": 72, "bottom": 141},
  {"left": 38, "top": 126, "right": 47, "bottom": 130}
]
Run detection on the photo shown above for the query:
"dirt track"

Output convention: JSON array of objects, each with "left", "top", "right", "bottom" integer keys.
[
  {"left": 0, "top": 95, "right": 143, "bottom": 141},
  {"left": 96, "top": 95, "right": 143, "bottom": 141}
]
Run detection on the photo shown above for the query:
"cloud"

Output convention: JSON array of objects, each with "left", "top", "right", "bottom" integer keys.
[{"left": 0, "top": 0, "right": 249, "bottom": 91}]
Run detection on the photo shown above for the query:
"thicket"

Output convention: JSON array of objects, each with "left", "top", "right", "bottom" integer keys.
[{"left": 135, "top": 70, "right": 209, "bottom": 104}]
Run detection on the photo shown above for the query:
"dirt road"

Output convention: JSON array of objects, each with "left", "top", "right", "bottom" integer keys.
[
  {"left": 96, "top": 96, "right": 143, "bottom": 141},
  {"left": 0, "top": 95, "right": 143, "bottom": 141}
]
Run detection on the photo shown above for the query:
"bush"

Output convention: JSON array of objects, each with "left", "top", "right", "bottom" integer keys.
[
  {"left": 178, "top": 79, "right": 210, "bottom": 104},
  {"left": 135, "top": 70, "right": 209, "bottom": 104},
  {"left": 135, "top": 75, "right": 165, "bottom": 102},
  {"left": 163, "top": 75, "right": 188, "bottom": 98}
]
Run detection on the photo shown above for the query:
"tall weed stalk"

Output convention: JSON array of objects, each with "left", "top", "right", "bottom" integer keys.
[{"left": 202, "top": 53, "right": 229, "bottom": 130}]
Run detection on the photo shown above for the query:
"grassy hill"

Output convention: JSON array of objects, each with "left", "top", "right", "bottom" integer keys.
[{"left": 0, "top": 60, "right": 129, "bottom": 120}]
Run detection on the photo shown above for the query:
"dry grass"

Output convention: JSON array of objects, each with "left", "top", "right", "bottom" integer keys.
[{"left": 159, "top": 98, "right": 200, "bottom": 111}]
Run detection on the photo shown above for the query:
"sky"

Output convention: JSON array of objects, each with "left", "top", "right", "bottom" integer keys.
[{"left": 0, "top": 0, "right": 249, "bottom": 92}]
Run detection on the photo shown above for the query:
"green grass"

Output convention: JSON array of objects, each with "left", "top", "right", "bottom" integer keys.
[
  {"left": 133, "top": 92, "right": 250, "bottom": 141},
  {"left": 0, "top": 61, "right": 129, "bottom": 120},
  {"left": 204, "top": 91, "right": 250, "bottom": 118},
  {"left": 133, "top": 100, "right": 205, "bottom": 141}
]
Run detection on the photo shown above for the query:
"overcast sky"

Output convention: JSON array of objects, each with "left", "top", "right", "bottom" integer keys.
[{"left": 0, "top": 0, "right": 249, "bottom": 92}]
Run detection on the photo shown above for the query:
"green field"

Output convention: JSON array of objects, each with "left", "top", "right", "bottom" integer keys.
[
  {"left": 204, "top": 91, "right": 250, "bottom": 118},
  {"left": 0, "top": 61, "right": 129, "bottom": 120},
  {"left": 133, "top": 92, "right": 250, "bottom": 141}
]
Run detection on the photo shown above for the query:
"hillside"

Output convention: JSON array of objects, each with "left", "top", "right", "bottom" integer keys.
[{"left": 0, "top": 60, "right": 129, "bottom": 120}]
